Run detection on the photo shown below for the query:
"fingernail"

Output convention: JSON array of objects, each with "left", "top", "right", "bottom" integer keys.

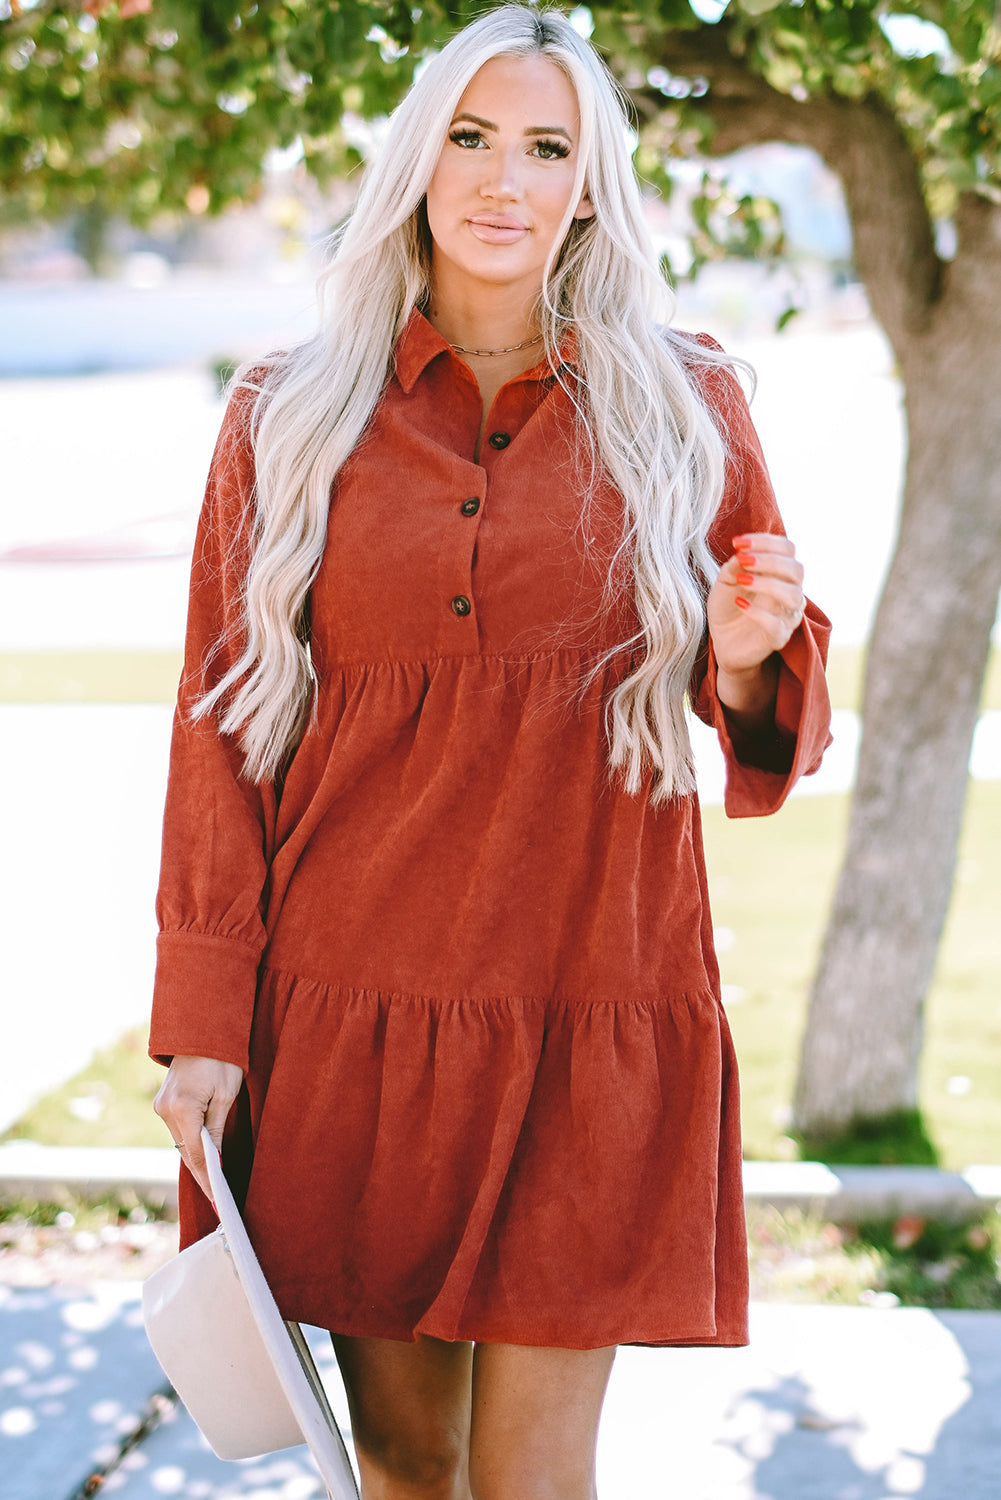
[
  {"left": 736, "top": 571, "right": 755, "bottom": 586},
  {"left": 736, "top": 552, "right": 757, "bottom": 566},
  {"left": 732, "top": 534, "right": 750, "bottom": 547},
  {"left": 735, "top": 596, "right": 750, "bottom": 611}
]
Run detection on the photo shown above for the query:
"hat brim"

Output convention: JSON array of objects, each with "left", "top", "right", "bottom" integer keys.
[{"left": 202, "top": 1127, "right": 359, "bottom": 1499}]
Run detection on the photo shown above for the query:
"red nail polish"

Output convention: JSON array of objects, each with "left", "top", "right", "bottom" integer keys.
[
  {"left": 736, "top": 571, "right": 755, "bottom": 586},
  {"left": 737, "top": 552, "right": 757, "bottom": 566},
  {"left": 732, "top": 534, "right": 750, "bottom": 547},
  {"left": 735, "top": 596, "right": 750, "bottom": 611}
]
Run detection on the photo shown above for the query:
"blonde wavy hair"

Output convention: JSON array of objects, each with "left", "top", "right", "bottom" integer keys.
[{"left": 195, "top": 3, "right": 736, "bottom": 802}]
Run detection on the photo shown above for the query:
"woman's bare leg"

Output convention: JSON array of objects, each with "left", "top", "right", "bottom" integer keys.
[
  {"left": 468, "top": 1342, "right": 616, "bottom": 1500},
  {"left": 332, "top": 1332, "right": 474, "bottom": 1500}
]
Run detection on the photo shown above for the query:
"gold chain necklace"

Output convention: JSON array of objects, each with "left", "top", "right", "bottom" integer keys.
[{"left": 449, "top": 333, "right": 543, "bottom": 357}]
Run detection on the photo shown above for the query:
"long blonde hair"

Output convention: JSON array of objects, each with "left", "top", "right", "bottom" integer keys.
[{"left": 195, "top": 4, "right": 734, "bottom": 801}]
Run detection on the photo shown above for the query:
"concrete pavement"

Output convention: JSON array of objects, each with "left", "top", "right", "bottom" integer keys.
[
  {"left": 2, "top": 1283, "right": 999, "bottom": 1499},
  {"left": 601, "top": 1304, "right": 1001, "bottom": 1499}
]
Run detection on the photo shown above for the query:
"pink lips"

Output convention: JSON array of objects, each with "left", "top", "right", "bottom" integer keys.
[{"left": 467, "top": 214, "right": 529, "bottom": 244}]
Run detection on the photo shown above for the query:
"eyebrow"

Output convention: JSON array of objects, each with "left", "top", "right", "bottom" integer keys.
[{"left": 450, "top": 111, "right": 573, "bottom": 142}]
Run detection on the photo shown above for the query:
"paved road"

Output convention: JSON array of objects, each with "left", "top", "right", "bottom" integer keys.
[{"left": 2, "top": 1286, "right": 999, "bottom": 1499}]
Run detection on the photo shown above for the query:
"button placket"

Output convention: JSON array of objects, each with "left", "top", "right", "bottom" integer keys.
[{"left": 448, "top": 484, "right": 482, "bottom": 622}]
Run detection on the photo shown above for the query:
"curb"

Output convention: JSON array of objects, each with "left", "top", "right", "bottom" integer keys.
[
  {"left": 741, "top": 1160, "right": 1001, "bottom": 1224},
  {"left": 0, "top": 1144, "right": 179, "bottom": 1209},
  {"left": 1, "top": 1144, "right": 999, "bottom": 1222}
]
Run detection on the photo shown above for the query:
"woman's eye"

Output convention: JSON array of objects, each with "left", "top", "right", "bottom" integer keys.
[
  {"left": 534, "top": 139, "right": 570, "bottom": 160},
  {"left": 449, "top": 129, "right": 483, "bottom": 148}
]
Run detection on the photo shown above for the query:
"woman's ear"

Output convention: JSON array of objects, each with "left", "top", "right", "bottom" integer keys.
[{"left": 574, "top": 188, "right": 595, "bottom": 222}]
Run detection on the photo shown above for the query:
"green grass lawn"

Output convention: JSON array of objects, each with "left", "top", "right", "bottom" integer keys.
[
  {"left": 0, "top": 651, "right": 183, "bottom": 703},
  {"left": 5, "top": 1028, "right": 170, "bottom": 1151},
  {"left": 745, "top": 1205, "right": 1001, "bottom": 1309},
  {"left": 821, "top": 644, "right": 1000, "bottom": 713},
  {"left": 702, "top": 780, "right": 1001, "bottom": 1169}
]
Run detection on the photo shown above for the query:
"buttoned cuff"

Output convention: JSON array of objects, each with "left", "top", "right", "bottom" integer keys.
[
  {"left": 696, "top": 618, "right": 833, "bottom": 818},
  {"left": 149, "top": 932, "right": 260, "bottom": 1072}
]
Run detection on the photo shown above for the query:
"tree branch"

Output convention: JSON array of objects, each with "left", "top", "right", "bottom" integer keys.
[
  {"left": 948, "top": 191, "right": 1001, "bottom": 305},
  {"left": 629, "top": 27, "right": 943, "bottom": 353}
]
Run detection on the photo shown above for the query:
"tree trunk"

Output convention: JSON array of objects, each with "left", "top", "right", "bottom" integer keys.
[
  {"left": 793, "top": 210, "right": 1001, "bottom": 1135},
  {"left": 628, "top": 30, "right": 1001, "bottom": 1137},
  {"left": 72, "top": 201, "right": 113, "bottom": 277}
]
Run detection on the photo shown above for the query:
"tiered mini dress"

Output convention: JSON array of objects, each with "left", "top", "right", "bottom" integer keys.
[{"left": 149, "top": 311, "right": 832, "bottom": 1349}]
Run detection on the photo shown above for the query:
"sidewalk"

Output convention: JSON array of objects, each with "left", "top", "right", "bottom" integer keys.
[{"left": 2, "top": 1282, "right": 999, "bottom": 1499}]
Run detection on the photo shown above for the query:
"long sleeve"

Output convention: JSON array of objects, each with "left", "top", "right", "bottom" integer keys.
[
  {"left": 149, "top": 385, "right": 277, "bottom": 1071},
  {"left": 690, "top": 346, "right": 833, "bottom": 817}
]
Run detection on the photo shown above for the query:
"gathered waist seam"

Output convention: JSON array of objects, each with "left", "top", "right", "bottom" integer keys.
[
  {"left": 312, "top": 646, "right": 629, "bottom": 672},
  {"left": 257, "top": 964, "right": 717, "bottom": 1011}
]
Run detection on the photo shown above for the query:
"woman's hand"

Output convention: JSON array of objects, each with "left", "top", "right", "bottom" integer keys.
[
  {"left": 706, "top": 532, "right": 806, "bottom": 734},
  {"left": 154, "top": 1055, "right": 243, "bottom": 1205}
]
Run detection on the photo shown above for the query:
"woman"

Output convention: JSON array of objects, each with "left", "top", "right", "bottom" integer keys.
[{"left": 152, "top": 7, "right": 832, "bottom": 1498}]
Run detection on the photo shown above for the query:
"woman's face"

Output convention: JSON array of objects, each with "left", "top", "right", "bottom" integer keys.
[{"left": 424, "top": 53, "right": 593, "bottom": 303}]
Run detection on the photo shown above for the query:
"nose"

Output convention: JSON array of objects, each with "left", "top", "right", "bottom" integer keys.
[{"left": 480, "top": 143, "right": 521, "bottom": 201}]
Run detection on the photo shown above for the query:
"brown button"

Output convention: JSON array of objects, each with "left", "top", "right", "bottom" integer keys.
[
  {"left": 460, "top": 497, "right": 480, "bottom": 517},
  {"left": 488, "top": 431, "right": 510, "bottom": 450},
  {"left": 451, "top": 595, "right": 472, "bottom": 617}
]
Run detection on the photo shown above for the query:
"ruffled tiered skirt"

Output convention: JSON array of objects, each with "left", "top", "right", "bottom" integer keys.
[
  {"left": 205, "top": 652, "right": 750, "bottom": 1349},
  {"left": 238, "top": 967, "right": 747, "bottom": 1347}
]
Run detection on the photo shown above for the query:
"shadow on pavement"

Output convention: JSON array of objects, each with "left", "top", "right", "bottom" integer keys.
[
  {"left": 0, "top": 1283, "right": 167, "bottom": 1500},
  {"left": 4, "top": 1290, "right": 1000, "bottom": 1499}
]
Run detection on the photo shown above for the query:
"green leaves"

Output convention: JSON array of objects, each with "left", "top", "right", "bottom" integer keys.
[
  {"left": 687, "top": 171, "right": 787, "bottom": 274},
  {"left": 0, "top": 0, "right": 428, "bottom": 229},
  {"left": 599, "top": 0, "right": 1001, "bottom": 255},
  {"left": 2, "top": 0, "right": 999, "bottom": 248}
]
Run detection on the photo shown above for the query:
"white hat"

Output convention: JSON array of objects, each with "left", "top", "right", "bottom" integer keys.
[{"left": 143, "top": 1127, "right": 358, "bottom": 1498}]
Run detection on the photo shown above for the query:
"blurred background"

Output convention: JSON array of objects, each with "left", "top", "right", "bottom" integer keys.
[
  {"left": 1, "top": 0, "right": 998, "bottom": 1185},
  {"left": 3, "top": 10, "right": 1001, "bottom": 1498}
]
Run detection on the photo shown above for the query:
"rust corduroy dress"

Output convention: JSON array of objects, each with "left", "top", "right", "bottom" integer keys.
[{"left": 149, "top": 311, "right": 833, "bottom": 1350}]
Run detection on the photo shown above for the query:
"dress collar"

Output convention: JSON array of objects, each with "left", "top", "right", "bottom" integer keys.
[{"left": 393, "top": 307, "right": 578, "bottom": 394}]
